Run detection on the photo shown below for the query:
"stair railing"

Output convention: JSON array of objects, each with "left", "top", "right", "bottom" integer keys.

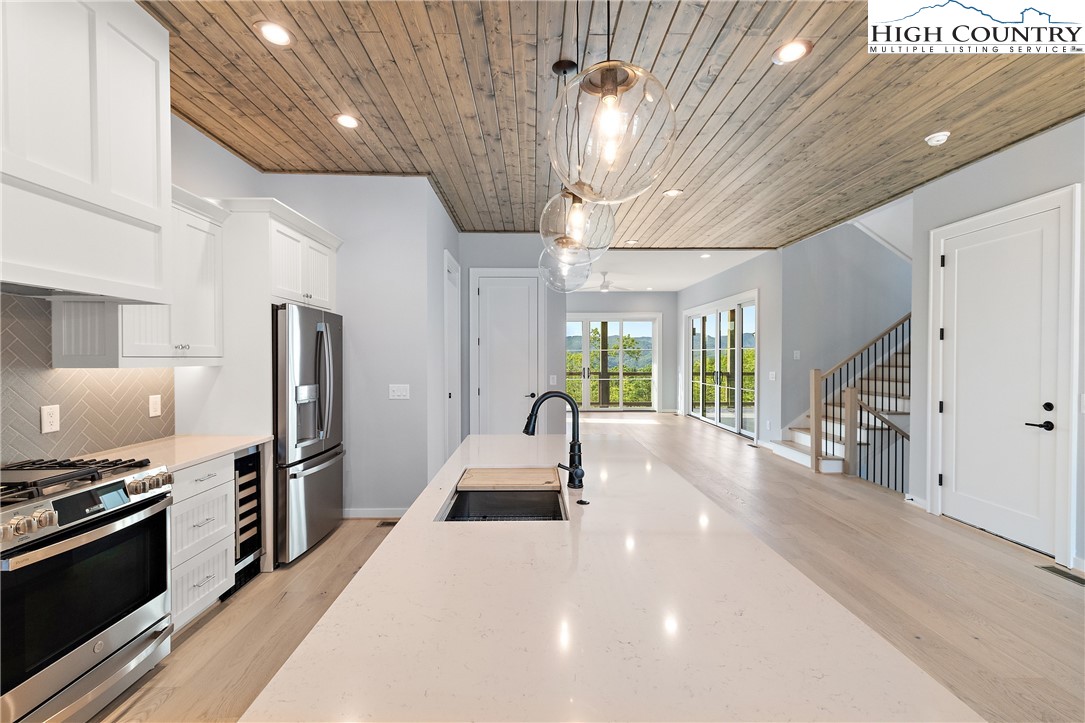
[
  {"left": 843, "top": 388, "right": 910, "bottom": 492},
  {"left": 809, "top": 313, "right": 911, "bottom": 474}
]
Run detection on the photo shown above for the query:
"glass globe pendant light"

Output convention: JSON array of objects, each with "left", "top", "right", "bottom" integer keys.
[
  {"left": 546, "top": 3, "right": 676, "bottom": 204},
  {"left": 538, "top": 250, "right": 591, "bottom": 294},
  {"left": 539, "top": 189, "right": 616, "bottom": 265}
]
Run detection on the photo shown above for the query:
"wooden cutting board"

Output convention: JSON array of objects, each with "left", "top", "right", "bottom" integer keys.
[{"left": 456, "top": 467, "right": 561, "bottom": 492}]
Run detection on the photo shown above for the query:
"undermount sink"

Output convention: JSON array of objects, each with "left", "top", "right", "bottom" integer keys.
[{"left": 440, "top": 489, "right": 567, "bottom": 522}]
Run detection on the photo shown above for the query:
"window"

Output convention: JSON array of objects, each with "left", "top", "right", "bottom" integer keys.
[
  {"left": 685, "top": 295, "right": 757, "bottom": 438},
  {"left": 566, "top": 315, "right": 661, "bottom": 411}
]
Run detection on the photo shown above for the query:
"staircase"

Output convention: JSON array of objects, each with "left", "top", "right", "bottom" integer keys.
[{"left": 771, "top": 315, "right": 911, "bottom": 490}]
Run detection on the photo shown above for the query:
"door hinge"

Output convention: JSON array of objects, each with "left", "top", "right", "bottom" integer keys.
[
  {"left": 939, "top": 401, "right": 944, "bottom": 413},
  {"left": 477, "top": 337, "right": 480, "bottom": 346},
  {"left": 940, "top": 254, "right": 946, "bottom": 267},
  {"left": 477, "top": 388, "right": 480, "bottom": 396},
  {"left": 938, "top": 473, "right": 943, "bottom": 487},
  {"left": 477, "top": 287, "right": 480, "bottom": 296},
  {"left": 939, "top": 327, "right": 944, "bottom": 340}
]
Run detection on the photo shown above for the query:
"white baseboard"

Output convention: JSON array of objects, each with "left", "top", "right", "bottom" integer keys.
[
  {"left": 1073, "top": 556, "right": 1085, "bottom": 572},
  {"left": 904, "top": 496, "right": 928, "bottom": 511},
  {"left": 345, "top": 507, "right": 406, "bottom": 519},
  {"left": 661, "top": 408, "right": 678, "bottom": 414}
]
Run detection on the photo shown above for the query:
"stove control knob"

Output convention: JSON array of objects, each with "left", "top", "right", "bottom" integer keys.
[
  {"left": 126, "top": 479, "right": 147, "bottom": 496},
  {"left": 11, "top": 516, "right": 34, "bottom": 535},
  {"left": 150, "top": 473, "right": 170, "bottom": 489},
  {"left": 1, "top": 524, "right": 14, "bottom": 542},
  {"left": 144, "top": 475, "right": 161, "bottom": 490},
  {"left": 32, "top": 509, "right": 58, "bottom": 529}
]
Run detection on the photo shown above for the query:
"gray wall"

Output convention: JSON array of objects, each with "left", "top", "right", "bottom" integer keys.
[
  {"left": 172, "top": 116, "right": 456, "bottom": 516},
  {"left": 907, "top": 116, "right": 1084, "bottom": 564},
  {"left": 566, "top": 291, "right": 680, "bottom": 411},
  {"left": 0, "top": 295, "right": 174, "bottom": 463},
  {"left": 780, "top": 224, "right": 912, "bottom": 426},
  {"left": 457, "top": 233, "right": 566, "bottom": 435},
  {"left": 677, "top": 251, "right": 784, "bottom": 440}
]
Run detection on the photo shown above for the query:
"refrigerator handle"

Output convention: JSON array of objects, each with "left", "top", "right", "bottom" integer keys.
[{"left": 317, "top": 321, "right": 334, "bottom": 440}]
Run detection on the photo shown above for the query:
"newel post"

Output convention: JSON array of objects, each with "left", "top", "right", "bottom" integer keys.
[
  {"left": 843, "top": 387, "right": 859, "bottom": 476},
  {"left": 809, "top": 369, "right": 823, "bottom": 471}
]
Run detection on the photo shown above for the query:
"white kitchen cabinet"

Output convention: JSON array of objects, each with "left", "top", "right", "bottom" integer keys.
[
  {"left": 122, "top": 190, "right": 227, "bottom": 358},
  {"left": 222, "top": 199, "right": 340, "bottom": 312},
  {"left": 169, "top": 453, "right": 237, "bottom": 632},
  {"left": 0, "top": 0, "right": 171, "bottom": 303},
  {"left": 267, "top": 218, "right": 337, "bottom": 310},
  {"left": 52, "top": 188, "right": 227, "bottom": 368}
]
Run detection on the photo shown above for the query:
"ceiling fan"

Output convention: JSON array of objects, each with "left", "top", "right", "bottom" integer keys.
[{"left": 583, "top": 271, "right": 631, "bottom": 293}]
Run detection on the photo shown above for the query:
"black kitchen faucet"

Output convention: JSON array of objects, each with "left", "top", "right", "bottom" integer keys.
[{"left": 522, "top": 391, "right": 584, "bottom": 489}]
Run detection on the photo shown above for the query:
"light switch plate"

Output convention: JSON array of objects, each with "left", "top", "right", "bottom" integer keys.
[
  {"left": 40, "top": 405, "right": 60, "bottom": 434},
  {"left": 148, "top": 395, "right": 162, "bottom": 417},
  {"left": 768, "top": 371, "right": 776, "bottom": 381},
  {"left": 793, "top": 350, "right": 801, "bottom": 360},
  {"left": 389, "top": 384, "right": 410, "bottom": 400},
  {"left": 549, "top": 375, "right": 557, "bottom": 385}
]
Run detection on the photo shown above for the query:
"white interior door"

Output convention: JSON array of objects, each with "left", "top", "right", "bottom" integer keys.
[
  {"left": 444, "top": 254, "right": 461, "bottom": 455},
  {"left": 477, "top": 276, "right": 539, "bottom": 434},
  {"left": 939, "top": 203, "right": 1071, "bottom": 555}
]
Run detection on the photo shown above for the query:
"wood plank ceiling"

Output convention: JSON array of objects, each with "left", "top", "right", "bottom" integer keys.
[{"left": 141, "top": 1, "right": 1085, "bottom": 248}]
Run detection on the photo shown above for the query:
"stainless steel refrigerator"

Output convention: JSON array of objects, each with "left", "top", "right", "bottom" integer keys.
[{"left": 273, "top": 303, "right": 344, "bottom": 564}]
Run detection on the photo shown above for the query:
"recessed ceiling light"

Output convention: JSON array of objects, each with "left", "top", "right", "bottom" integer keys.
[
  {"left": 772, "top": 39, "right": 812, "bottom": 65},
  {"left": 700, "top": 253, "right": 711, "bottom": 259},
  {"left": 646, "top": 287, "right": 653, "bottom": 291},
  {"left": 625, "top": 239, "right": 638, "bottom": 245},
  {"left": 924, "top": 131, "right": 951, "bottom": 146},
  {"left": 254, "top": 21, "right": 293, "bottom": 47},
  {"left": 662, "top": 188, "right": 684, "bottom": 198},
  {"left": 335, "top": 114, "right": 359, "bottom": 129}
]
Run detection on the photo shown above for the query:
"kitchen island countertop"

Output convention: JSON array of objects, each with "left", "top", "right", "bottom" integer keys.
[
  {"left": 242, "top": 433, "right": 979, "bottom": 722},
  {"left": 90, "top": 434, "right": 272, "bottom": 472}
]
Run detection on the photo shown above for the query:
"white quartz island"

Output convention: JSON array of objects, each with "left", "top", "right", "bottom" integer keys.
[{"left": 242, "top": 434, "right": 978, "bottom": 721}]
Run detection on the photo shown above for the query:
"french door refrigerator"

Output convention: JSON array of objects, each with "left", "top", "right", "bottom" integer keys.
[{"left": 273, "top": 303, "right": 344, "bottom": 564}]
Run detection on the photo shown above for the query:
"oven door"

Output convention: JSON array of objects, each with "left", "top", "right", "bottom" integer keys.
[{"left": 1, "top": 495, "right": 171, "bottom": 723}]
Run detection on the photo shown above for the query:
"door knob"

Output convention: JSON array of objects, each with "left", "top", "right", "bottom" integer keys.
[
  {"left": 1025, "top": 421, "right": 1055, "bottom": 431},
  {"left": 525, "top": 392, "right": 537, "bottom": 398}
]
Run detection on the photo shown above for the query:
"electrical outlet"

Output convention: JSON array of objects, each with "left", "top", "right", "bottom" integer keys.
[
  {"left": 40, "top": 405, "right": 60, "bottom": 434},
  {"left": 148, "top": 395, "right": 162, "bottom": 417},
  {"left": 768, "top": 371, "right": 776, "bottom": 381},
  {"left": 389, "top": 384, "right": 410, "bottom": 400},
  {"left": 766, "top": 420, "right": 772, "bottom": 430},
  {"left": 793, "top": 350, "right": 801, "bottom": 360},
  {"left": 550, "top": 375, "right": 557, "bottom": 386}
]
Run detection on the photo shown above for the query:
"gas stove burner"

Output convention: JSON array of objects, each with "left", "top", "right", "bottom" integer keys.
[{"left": 2, "top": 457, "right": 151, "bottom": 475}]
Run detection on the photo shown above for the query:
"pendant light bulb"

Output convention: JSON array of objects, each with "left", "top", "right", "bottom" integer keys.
[
  {"left": 547, "top": 60, "right": 676, "bottom": 204},
  {"left": 540, "top": 191, "right": 615, "bottom": 265}
]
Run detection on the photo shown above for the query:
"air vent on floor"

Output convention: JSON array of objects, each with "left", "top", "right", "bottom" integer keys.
[
  {"left": 377, "top": 520, "right": 398, "bottom": 528},
  {"left": 1038, "top": 565, "right": 1084, "bottom": 586}
]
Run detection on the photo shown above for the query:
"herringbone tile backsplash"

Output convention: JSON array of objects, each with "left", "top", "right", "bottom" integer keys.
[{"left": 1, "top": 294, "right": 175, "bottom": 464}]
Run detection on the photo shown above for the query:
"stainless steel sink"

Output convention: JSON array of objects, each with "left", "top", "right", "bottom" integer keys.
[{"left": 440, "top": 490, "right": 566, "bottom": 522}]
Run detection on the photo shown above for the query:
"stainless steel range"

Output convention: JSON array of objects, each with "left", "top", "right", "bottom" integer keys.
[{"left": 1, "top": 458, "right": 174, "bottom": 723}]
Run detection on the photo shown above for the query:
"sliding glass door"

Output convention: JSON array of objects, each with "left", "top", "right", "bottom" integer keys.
[
  {"left": 567, "top": 315, "right": 659, "bottom": 411},
  {"left": 686, "top": 299, "right": 756, "bottom": 438}
]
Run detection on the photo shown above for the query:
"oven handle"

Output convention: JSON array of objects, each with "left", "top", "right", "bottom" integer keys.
[{"left": 1, "top": 496, "right": 171, "bottom": 572}]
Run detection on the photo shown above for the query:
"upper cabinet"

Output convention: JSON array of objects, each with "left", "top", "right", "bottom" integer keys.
[
  {"left": 0, "top": 1, "right": 171, "bottom": 303},
  {"left": 53, "top": 189, "right": 228, "bottom": 368},
  {"left": 221, "top": 199, "right": 340, "bottom": 311}
]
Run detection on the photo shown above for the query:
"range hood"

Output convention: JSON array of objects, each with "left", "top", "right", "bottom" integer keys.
[{"left": 0, "top": 281, "right": 163, "bottom": 305}]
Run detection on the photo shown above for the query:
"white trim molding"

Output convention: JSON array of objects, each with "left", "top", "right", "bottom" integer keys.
[{"left": 926, "top": 184, "right": 1081, "bottom": 569}]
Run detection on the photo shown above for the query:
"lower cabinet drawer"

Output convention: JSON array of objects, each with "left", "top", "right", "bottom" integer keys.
[
  {"left": 172, "top": 535, "right": 235, "bottom": 631},
  {"left": 172, "top": 455, "right": 234, "bottom": 503},
  {"left": 171, "top": 483, "right": 234, "bottom": 567}
]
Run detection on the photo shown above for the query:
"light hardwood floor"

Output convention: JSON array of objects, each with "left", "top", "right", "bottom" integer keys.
[
  {"left": 92, "top": 520, "right": 394, "bottom": 723},
  {"left": 94, "top": 415, "right": 1082, "bottom": 722},
  {"left": 580, "top": 412, "right": 1084, "bottom": 722}
]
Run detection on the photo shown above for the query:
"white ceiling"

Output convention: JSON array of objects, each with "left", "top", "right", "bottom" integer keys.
[{"left": 576, "top": 249, "right": 767, "bottom": 293}]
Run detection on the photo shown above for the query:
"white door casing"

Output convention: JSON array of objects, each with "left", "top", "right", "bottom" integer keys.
[
  {"left": 470, "top": 269, "right": 546, "bottom": 435},
  {"left": 444, "top": 251, "right": 462, "bottom": 456},
  {"left": 928, "top": 184, "right": 1081, "bottom": 566}
]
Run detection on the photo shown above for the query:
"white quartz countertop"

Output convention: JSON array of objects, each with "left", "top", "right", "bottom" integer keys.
[
  {"left": 91, "top": 434, "right": 272, "bottom": 472},
  {"left": 242, "top": 434, "right": 978, "bottom": 722}
]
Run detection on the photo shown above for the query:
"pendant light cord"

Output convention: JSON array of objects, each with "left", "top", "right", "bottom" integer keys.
[{"left": 606, "top": 0, "right": 612, "bottom": 61}]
